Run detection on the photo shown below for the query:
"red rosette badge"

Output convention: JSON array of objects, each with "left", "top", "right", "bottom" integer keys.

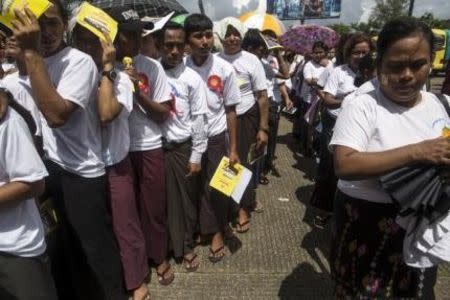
[
  {"left": 137, "top": 72, "right": 150, "bottom": 95},
  {"left": 207, "top": 75, "right": 223, "bottom": 95}
]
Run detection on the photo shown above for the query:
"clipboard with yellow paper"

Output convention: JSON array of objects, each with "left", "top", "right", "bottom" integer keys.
[
  {"left": 209, "top": 156, "right": 252, "bottom": 204},
  {"left": 76, "top": 2, "right": 118, "bottom": 41},
  {"left": 0, "top": 0, "right": 52, "bottom": 31}
]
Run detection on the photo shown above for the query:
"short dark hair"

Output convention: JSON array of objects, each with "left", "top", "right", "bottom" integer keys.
[
  {"left": 376, "top": 17, "right": 434, "bottom": 68},
  {"left": 155, "top": 21, "right": 185, "bottom": 47},
  {"left": 49, "top": 0, "right": 68, "bottom": 23},
  {"left": 184, "top": 14, "right": 213, "bottom": 37},
  {"left": 261, "top": 29, "right": 277, "bottom": 39},
  {"left": 312, "top": 41, "right": 329, "bottom": 53},
  {"left": 343, "top": 32, "right": 373, "bottom": 63},
  {"left": 242, "top": 29, "right": 266, "bottom": 51}
]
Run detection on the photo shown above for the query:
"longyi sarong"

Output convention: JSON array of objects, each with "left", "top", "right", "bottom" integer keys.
[{"left": 164, "top": 140, "right": 201, "bottom": 258}]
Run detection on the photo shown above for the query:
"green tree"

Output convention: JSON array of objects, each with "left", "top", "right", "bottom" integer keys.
[
  {"left": 327, "top": 23, "right": 351, "bottom": 36},
  {"left": 418, "top": 13, "right": 450, "bottom": 29},
  {"left": 369, "top": 0, "right": 409, "bottom": 29}
]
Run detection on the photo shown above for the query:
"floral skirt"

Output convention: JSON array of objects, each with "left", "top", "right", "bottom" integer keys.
[{"left": 331, "top": 190, "right": 438, "bottom": 299}]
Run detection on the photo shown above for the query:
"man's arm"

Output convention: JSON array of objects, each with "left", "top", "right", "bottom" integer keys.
[
  {"left": 225, "top": 105, "right": 240, "bottom": 166},
  {"left": 0, "top": 180, "right": 44, "bottom": 206},
  {"left": 255, "top": 90, "right": 269, "bottom": 149},
  {"left": 24, "top": 51, "right": 78, "bottom": 128}
]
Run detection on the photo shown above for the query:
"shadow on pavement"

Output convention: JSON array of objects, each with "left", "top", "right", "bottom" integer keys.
[
  {"left": 278, "top": 262, "right": 334, "bottom": 299},
  {"left": 277, "top": 132, "right": 317, "bottom": 181}
]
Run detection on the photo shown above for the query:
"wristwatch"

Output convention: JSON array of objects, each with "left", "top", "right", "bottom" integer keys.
[{"left": 101, "top": 68, "right": 117, "bottom": 82}]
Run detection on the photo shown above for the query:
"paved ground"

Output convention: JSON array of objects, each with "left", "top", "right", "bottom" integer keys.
[{"left": 146, "top": 76, "right": 450, "bottom": 299}]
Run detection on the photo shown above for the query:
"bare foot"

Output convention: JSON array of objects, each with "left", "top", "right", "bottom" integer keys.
[{"left": 132, "top": 283, "right": 150, "bottom": 300}]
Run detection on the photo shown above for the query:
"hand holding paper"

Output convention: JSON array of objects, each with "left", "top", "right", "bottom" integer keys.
[
  {"left": 10, "top": 7, "right": 41, "bottom": 52},
  {"left": 0, "top": 0, "right": 52, "bottom": 33}
]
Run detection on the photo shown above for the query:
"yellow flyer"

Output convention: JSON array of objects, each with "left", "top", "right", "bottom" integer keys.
[
  {"left": 76, "top": 2, "right": 117, "bottom": 41},
  {"left": 0, "top": 0, "right": 52, "bottom": 30},
  {"left": 209, "top": 157, "right": 253, "bottom": 204}
]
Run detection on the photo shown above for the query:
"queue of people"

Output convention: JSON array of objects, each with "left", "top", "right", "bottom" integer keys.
[{"left": 0, "top": 1, "right": 449, "bottom": 299}]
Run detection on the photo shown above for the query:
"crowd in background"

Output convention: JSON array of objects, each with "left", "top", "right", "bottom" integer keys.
[{"left": 0, "top": 1, "right": 450, "bottom": 300}]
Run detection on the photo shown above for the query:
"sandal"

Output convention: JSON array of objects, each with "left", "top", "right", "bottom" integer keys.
[
  {"left": 208, "top": 245, "right": 225, "bottom": 263},
  {"left": 183, "top": 253, "right": 199, "bottom": 272},
  {"left": 259, "top": 175, "right": 269, "bottom": 185},
  {"left": 156, "top": 264, "right": 174, "bottom": 286},
  {"left": 236, "top": 220, "right": 250, "bottom": 234}
]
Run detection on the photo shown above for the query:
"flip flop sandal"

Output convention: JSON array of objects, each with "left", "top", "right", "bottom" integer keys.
[
  {"left": 183, "top": 254, "right": 199, "bottom": 272},
  {"left": 259, "top": 175, "right": 270, "bottom": 185},
  {"left": 156, "top": 265, "right": 174, "bottom": 286},
  {"left": 236, "top": 220, "right": 250, "bottom": 234},
  {"left": 208, "top": 245, "right": 225, "bottom": 263}
]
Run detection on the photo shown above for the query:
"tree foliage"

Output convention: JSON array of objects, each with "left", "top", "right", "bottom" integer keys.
[{"left": 369, "top": 0, "right": 409, "bottom": 29}]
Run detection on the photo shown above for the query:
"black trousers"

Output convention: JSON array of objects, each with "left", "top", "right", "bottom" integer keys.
[
  {"left": 44, "top": 161, "right": 127, "bottom": 300},
  {"left": 264, "top": 100, "right": 281, "bottom": 174},
  {"left": 0, "top": 253, "right": 57, "bottom": 300}
]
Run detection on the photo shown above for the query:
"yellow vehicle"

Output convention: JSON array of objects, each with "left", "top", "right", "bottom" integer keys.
[{"left": 432, "top": 28, "right": 447, "bottom": 72}]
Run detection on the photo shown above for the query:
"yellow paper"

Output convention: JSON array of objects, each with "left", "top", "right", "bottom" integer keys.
[
  {"left": 209, "top": 157, "right": 245, "bottom": 197},
  {"left": 0, "top": 0, "right": 52, "bottom": 30},
  {"left": 442, "top": 127, "right": 450, "bottom": 138},
  {"left": 76, "top": 2, "right": 117, "bottom": 42}
]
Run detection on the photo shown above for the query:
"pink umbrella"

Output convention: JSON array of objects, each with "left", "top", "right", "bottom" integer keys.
[{"left": 281, "top": 25, "right": 338, "bottom": 55}]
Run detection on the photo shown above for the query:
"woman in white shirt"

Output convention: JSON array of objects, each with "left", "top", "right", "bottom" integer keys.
[
  {"left": 217, "top": 19, "right": 269, "bottom": 233},
  {"left": 330, "top": 18, "right": 449, "bottom": 298},
  {"left": 311, "top": 33, "right": 373, "bottom": 227},
  {"left": 0, "top": 91, "right": 57, "bottom": 300}
]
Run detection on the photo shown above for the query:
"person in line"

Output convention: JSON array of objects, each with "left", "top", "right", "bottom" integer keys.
[
  {"left": 242, "top": 29, "right": 291, "bottom": 185},
  {"left": 156, "top": 22, "right": 208, "bottom": 271},
  {"left": 11, "top": 2, "right": 127, "bottom": 299},
  {"left": 71, "top": 16, "right": 152, "bottom": 299},
  {"left": 312, "top": 33, "right": 373, "bottom": 228},
  {"left": 0, "top": 89, "right": 57, "bottom": 300},
  {"left": 300, "top": 41, "right": 333, "bottom": 156},
  {"left": 184, "top": 14, "right": 241, "bottom": 262},
  {"left": 330, "top": 17, "right": 448, "bottom": 298},
  {"left": 217, "top": 18, "right": 269, "bottom": 233},
  {"left": 108, "top": 6, "right": 175, "bottom": 285}
]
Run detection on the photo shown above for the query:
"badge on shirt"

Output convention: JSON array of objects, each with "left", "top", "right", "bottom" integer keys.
[
  {"left": 207, "top": 75, "right": 223, "bottom": 95},
  {"left": 137, "top": 72, "right": 150, "bottom": 95}
]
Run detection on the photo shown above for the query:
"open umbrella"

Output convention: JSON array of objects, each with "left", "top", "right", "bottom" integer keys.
[
  {"left": 239, "top": 12, "right": 286, "bottom": 37},
  {"left": 170, "top": 13, "right": 188, "bottom": 26},
  {"left": 380, "top": 165, "right": 450, "bottom": 223},
  {"left": 280, "top": 25, "right": 338, "bottom": 55},
  {"left": 90, "top": 0, "right": 188, "bottom": 18}
]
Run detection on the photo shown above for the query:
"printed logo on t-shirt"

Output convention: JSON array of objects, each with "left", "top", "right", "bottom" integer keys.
[
  {"left": 207, "top": 75, "right": 223, "bottom": 95},
  {"left": 432, "top": 117, "right": 450, "bottom": 136},
  {"left": 137, "top": 72, "right": 150, "bottom": 95},
  {"left": 168, "top": 82, "right": 181, "bottom": 118}
]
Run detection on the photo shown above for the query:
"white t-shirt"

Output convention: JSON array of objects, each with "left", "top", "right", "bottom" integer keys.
[
  {"left": 1, "top": 72, "right": 42, "bottom": 136},
  {"left": 128, "top": 54, "right": 172, "bottom": 152},
  {"left": 301, "top": 60, "right": 330, "bottom": 102},
  {"left": 162, "top": 63, "right": 208, "bottom": 142},
  {"left": 261, "top": 56, "right": 278, "bottom": 99},
  {"left": 218, "top": 51, "right": 267, "bottom": 115},
  {"left": 330, "top": 89, "right": 450, "bottom": 203},
  {"left": 317, "top": 61, "right": 335, "bottom": 88},
  {"left": 186, "top": 54, "right": 241, "bottom": 137},
  {"left": 101, "top": 72, "right": 134, "bottom": 166},
  {"left": 0, "top": 109, "right": 48, "bottom": 257},
  {"left": 43, "top": 47, "right": 104, "bottom": 178},
  {"left": 342, "top": 77, "right": 378, "bottom": 109},
  {"left": 323, "top": 64, "right": 357, "bottom": 118}
]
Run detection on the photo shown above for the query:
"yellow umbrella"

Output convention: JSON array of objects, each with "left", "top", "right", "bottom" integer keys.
[{"left": 239, "top": 11, "right": 286, "bottom": 37}]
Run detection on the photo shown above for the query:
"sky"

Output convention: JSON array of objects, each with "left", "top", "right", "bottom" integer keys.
[{"left": 179, "top": 0, "right": 450, "bottom": 25}]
